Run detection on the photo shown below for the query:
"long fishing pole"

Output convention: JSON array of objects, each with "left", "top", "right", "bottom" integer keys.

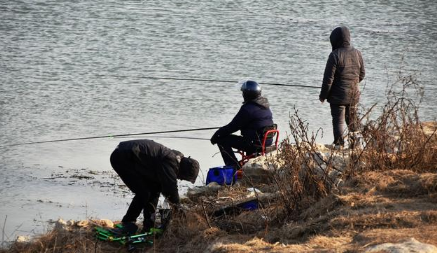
[
  {"left": 4, "top": 77, "right": 319, "bottom": 148},
  {"left": 2, "top": 127, "right": 219, "bottom": 148},
  {"left": 96, "top": 75, "right": 321, "bottom": 89}
]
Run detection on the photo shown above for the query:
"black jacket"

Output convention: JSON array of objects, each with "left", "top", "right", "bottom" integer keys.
[
  {"left": 320, "top": 26, "right": 365, "bottom": 105},
  {"left": 117, "top": 139, "right": 181, "bottom": 204},
  {"left": 214, "top": 96, "right": 274, "bottom": 144}
]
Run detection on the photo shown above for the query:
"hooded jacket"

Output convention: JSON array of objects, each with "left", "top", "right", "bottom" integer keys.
[
  {"left": 319, "top": 26, "right": 365, "bottom": 105},
  {"left": 117, "top": 139, "right": 181, "bottom": 204},
  {"left": 214, "top": 96, "right": 274, "bottom": 144}
]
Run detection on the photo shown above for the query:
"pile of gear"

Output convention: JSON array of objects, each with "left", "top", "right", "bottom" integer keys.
[{"left": 95, "top": 208, "right": 172, "bottom": 251}]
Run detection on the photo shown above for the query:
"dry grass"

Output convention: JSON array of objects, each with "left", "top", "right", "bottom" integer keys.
[{"left": 0, "top": 228, "right": 125, "bottom": 253}]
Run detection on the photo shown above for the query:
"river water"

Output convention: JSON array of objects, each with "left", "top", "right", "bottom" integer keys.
[{"left": 1, "top": 0, "right": 436, "bottom": 242}]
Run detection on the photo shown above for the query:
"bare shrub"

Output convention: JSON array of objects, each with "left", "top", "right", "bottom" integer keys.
[
  {"left": 272, "top": 109, "right": 334, "bottom": 219},
  {"left": 2, "top": 228, "right": 111, "bottom": 253},
  {"left": 360, "top": 71, "right": 437, "bottom": 172}
]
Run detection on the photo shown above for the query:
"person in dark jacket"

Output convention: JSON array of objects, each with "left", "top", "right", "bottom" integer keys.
[
  {"left": 211, "top": 80, "right": 274, "bottom": 168},
  {"left": 110, "top": 139, "right": 199, "bottom": 233},
  {"left": 319, "top": 26, "right": 365, "bottom": 147}
]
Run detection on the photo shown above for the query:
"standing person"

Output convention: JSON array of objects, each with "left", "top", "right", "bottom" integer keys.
[
  {"left": 210, "top": 80, "right": 274, "bottom": 168},
  {"left": 319, "top": 26, "right": 365, "bottom": 148},
  {"left": 109, "top": 139, "right": 199, "bottom": 234}
]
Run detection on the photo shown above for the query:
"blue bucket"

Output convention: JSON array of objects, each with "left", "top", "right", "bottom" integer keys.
[{"left": 205, "top": 166, "right": 236, "bottom": 185}]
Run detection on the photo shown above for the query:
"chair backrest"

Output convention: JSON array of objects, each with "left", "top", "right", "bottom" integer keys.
[
  {"left": 237, "top": 124, "right": 279, "bottom": 167},
  {"left": 263, "top": 124, "right": 278, "bottom": 139},
  {"left": 261, "top": 124, "right": 279, "bottom": 155}
]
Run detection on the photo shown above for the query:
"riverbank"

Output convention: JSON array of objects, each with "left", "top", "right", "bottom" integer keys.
[
  {"left": 2, "top": 121, "right": 436, "bottom": 252},
  {"left": 2, "top": 163, "right": 437, "bottom": 252}
]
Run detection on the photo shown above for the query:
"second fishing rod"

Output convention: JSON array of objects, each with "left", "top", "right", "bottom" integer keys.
[{"left": 1, "top": 127, "right": 220, "bottom": 148}]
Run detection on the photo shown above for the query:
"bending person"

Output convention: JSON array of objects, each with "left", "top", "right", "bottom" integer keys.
[{"left": 110, "top": 139, "right": 199, "bottom": 233}]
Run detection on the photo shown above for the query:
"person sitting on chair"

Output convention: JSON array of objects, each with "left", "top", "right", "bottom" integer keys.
[
  {"left": 210, "top": 80, "right": 274, "bottom": 168},
  {"left": 110, "top": 139, "right": 200, "bottom": 234}
]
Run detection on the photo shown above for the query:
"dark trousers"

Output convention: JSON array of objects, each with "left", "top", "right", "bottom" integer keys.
[
  {"left": 330, "top": 104, "right": 359, "bottom": 146},
  {"left": 216, "top": 135, "right": 256, "bottom": 168},
  {"left": 110, "top": 148, "right": 159, "bottom": 229}
]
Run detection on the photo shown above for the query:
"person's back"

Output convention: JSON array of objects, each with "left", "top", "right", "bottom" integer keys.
[
  {"left": 109, "top": 139, "right": 199, "bottom": 233},
  {"left": 220, "top": 95, "right": 273, "bottom": 145},
  {"left": 211, "top": 80, "right": 274, "bottom": 168},
  {"left": 118, "top": 139, "right": 174, "bottom": 167},
  {"left": 320, "top": 26, "right": 365, "bottom": 105},
  {"left": 319, "top": 26, "right": 365, "bottom": 147}
]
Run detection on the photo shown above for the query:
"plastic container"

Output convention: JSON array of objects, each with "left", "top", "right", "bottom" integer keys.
[{"left": 205, "top": 166, "right": 236, "bottom": 185}]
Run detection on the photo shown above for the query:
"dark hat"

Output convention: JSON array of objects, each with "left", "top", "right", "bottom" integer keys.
[
  {"left": 330, "top": 26, "right": 351, "bottom": 51},
  {"left": 241, "top": 80, "right": 262, "bottom": 101},
  {"left": 179, "top": 157, "right": 200, "bottom": 183}
]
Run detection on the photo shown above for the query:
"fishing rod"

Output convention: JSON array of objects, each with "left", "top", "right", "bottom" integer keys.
[
  {"left": 117, "top": 135, "right": 211, "bottom": 141},
  {"left": 1, "top": 127, "right": 219, "bottom": 148},
  {"left": 97, "top": 75, "right": 321, "bottom": 89}
]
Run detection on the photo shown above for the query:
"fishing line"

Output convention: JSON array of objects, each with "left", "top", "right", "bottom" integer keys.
[
  {"left": 97, "top": 75, "right": 321, "bottom": 89},
  {"left": 4, "top": 77, "right": 319, "bottom": 148},
  {"left": 1, "top": 127, "right": 219, "bottom": 148},
  {"left": 117, "top": 135, "right": 211, "bottom": 141}
]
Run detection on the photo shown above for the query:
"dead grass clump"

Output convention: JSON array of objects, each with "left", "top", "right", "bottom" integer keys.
[
  {"left": 306, "top": 235, "right": 352, "bottom": 251},
  {"left": 331, "top": 211, "right": 422, "bottom": 230},
  {"left": 299, "top": 194, "right": 344, "bottom": 220},
  {"left": 359, "top": 72, "right": 437, "bottom": 173},
  {"left": 381, "top": 171, "right": 437, "bottom": 197},
  {"left": 351, "top": 225, "right": 437, "bottom": 248},
  {"left": 155, "top": 211, "right": 212, "bottom": 252},
  {"left": 347, "top": 170, "right": 437, "bottom": 198},
  {"left": 208, "top": 237, "right": 272, "bottom": 253},
  {"left": 341, "top": 171, "right": 393, "bottom": 195},
  {"left": 272, "top": 110, "right": 333, "bottom": 220},
  {"left": 2, "top": 226, "right": 124, "bottom": 253}
]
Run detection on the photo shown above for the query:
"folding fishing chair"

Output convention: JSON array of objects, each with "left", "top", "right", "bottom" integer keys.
[{"left": 237, "top": 124, "right": 279, "bottom": 167}]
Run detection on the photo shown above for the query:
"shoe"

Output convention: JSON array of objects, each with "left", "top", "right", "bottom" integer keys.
[{"left": 109, "top": 222, "right": 138, "bottom": 236}]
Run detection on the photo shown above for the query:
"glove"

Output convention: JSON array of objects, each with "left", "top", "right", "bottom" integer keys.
[
  {"left": 210, "top": 133, "right": 219, "bottom": 145},
  {"left": 319, "top": 95, "right": 325, "bottom": 103}
]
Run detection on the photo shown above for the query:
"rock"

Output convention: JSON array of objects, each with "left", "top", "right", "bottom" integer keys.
[
  {"left": 76, "top": 220, "right": 89, "bottom": 227},
  {"left": 96, "top": 219, "right": 114, "bottom": 228},
  {"left": 66, "top": 219, "right": 75, "bottom": 226},
  {"left": 16, "top": 235, "right": 30, "bottom": 243},
  {"left": 365, "top": 238, "right": 437, "bottom": 253},
  {"left": 240, "top": 150, "right": 282, "bottom": 184},
  {"left": 246, "top": 187, "right": 262, "bottom": 198},
  {"left": 421, "top": 122, "right": 437, "bottom": 137},
  {"left": 238, "top": 144, "right": 354, "bottom": 185},
  {"left": 187, "top": 183, "right": 221, "bottom": 201},
  {"left": 54, "top": 219, "right": 70, "bottom": 232},
  {"left": 53, "top": 219, "right": 76, "bottom": 232},
  {"left": 314, "top": 142, "right": 330, "bottom": 152},
  {"left": 77, "top": 219, "right": 114, "bottom": 228}
]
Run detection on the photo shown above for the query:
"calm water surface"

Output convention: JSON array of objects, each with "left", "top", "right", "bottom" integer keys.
[{"left": 1, "top": 0, "right": 436, "bottom": 241}]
